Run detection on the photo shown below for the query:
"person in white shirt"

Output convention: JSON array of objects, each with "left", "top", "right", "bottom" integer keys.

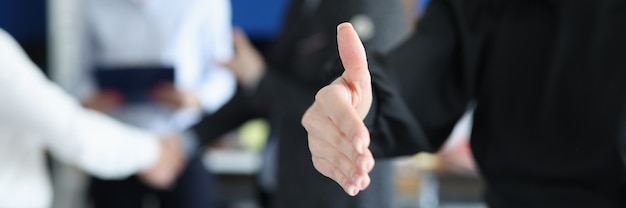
[
  {"left": 0, "top": 29, "right": 185, "bottom": 208},
  {"left": 64, "top": 0, "right": 236, "bottom": 207}
]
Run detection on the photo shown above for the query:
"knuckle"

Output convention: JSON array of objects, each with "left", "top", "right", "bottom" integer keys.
[
  {"left": 315, "top": 86, "right": 331, "bottom": 101},
  {"left": 316, "top": 85, "right": 343, "bottom": 104},
  {"left": 301, "top": 115, "right": 311, "bottom": 129},
  {"left": 311, "top": 157, "right": 322, "bottom": 171},
  {"left": 307, "top": 139, "right": 318, "bottom": 154}
]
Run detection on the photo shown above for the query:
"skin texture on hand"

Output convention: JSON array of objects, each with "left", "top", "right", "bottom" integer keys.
[
  {"left": 152, "top": 82, "right": 201, "bottom": 110},
  {"left": 83, "top": 90, "right": 123, "bottom": 113},
  {"left": 222, "top": 28, "right": 266, "bottom": 89},
  {"left": 301, "top": 23, "right": 375, "bottom": 196},
  {"left": 139, "top": 136, "right": 186, "bottom": 189}
]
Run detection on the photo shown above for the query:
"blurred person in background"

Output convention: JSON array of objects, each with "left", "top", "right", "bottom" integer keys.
[
  {"left": 191, "top": 0, "right": 409, "bottom": 207},
  {"left": 61, "top": 0, "right": 236, "bottom": 207},
  {"left": 303, "top": 0, "right": 626, "bottom": 206},
  {"left": 0, "top": 28, "right": 184, "bottom": 208}
]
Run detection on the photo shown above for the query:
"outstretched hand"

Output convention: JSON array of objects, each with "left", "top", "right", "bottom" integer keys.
[{"left": 301, "top": 23, "right": 374, "bottom": 196}]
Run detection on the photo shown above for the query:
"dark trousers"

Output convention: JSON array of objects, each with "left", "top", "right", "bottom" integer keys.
[
  {"left": 89, "top": 154, "right": 217, "bottom": 208},
  {"left": 255, "top": 184, "right": 273, "bottom": 208}
]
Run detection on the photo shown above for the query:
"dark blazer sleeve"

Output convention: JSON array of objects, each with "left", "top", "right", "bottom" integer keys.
[
  {"left": 191, "top": 68, "right": 323, "bottom": 146},
  {"left": 251, "top": 69, "right": 321, "bottom": 118},
  {"left": 191, "top": 0, "right": 311, "bottom": 145},
  {"left": 366, "top": 0, "right": 478, "bottom": 157},
  {"left": 191, "top": 86, "right": 261, "bottom": 147}
]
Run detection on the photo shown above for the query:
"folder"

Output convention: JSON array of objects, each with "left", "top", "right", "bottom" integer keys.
[{"left": 94, "top": 66, "right": 175, "bottom": 103}]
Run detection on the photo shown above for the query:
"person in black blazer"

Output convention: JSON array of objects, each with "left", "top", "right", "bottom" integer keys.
[
  {"left": 303, "top": 0, "right": 626, "bottom": 207},
  {"left": 192, "top": 0, "right": 409, "bottom": 207}
]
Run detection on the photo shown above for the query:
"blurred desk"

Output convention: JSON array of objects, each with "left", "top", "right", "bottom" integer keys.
[
  {"left": 204, "top": 149, "right": 262, "bottom": 175},
  {"left": 393, "top": 155, "right": 485, "bottom": 208},
  {"left": 204, "top": 148, "right": 262, "bottom": 208}
]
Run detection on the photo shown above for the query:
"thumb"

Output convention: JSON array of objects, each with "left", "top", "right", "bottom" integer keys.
[{"left": 337, "top": 23, "right": 370, "bottom": 91}]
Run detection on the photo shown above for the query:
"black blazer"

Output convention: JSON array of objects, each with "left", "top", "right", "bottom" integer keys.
[
  {"left": 193, "top": 0, "right": 407, "bottom": 207},
  {"left": 362, "top": 0, "right": 626, "bottom": 207}
]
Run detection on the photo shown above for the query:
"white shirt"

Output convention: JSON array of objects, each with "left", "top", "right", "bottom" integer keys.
[
  {"left": 69, "top": 0, "right": 236, "bottom": 133},
  {"left": 0, "top": 29, "right": 160, "bottom": 207}
]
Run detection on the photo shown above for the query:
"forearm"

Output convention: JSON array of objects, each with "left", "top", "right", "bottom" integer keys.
[
  {"left": 55, "top": 109, "right": 160, "bottom": 179},
  {"left": 364, "top": 0, "right": 475, "bottom": 157},
  {"left": 0, "top": 31, "right": 159, "bottom": 179},
  {"left": 251, "top": 69, "right": 322, "bottom": 116},
  {"left": 1, "top": 73, "right": 159, "bottom": 180},
  {"left": 365, "top": 55, "right": 435, "bottom": 157},
  {"left": 192, "top": 86, "right": 260, "bottom": 147}
]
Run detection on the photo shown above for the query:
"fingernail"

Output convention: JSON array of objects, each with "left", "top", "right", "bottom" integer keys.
[
  {"left": 368, "top": 157, "right": 376, "bottom": 169},
  {"left": 348, "top": 185, "right": 358, "bottom": 196},
  {"left": 360, "top": 176, "right": 370, "bottom": 191},
  {"left": 337, "top": 23, "right": 350, "bottom": 33}
]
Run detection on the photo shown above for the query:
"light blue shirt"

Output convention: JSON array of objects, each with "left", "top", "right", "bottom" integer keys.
[{"left": 70, "top": 0, "right": 236, "bottom": 134}]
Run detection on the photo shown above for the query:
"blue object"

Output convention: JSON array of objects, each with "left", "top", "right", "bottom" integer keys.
[
  {"left": 94, "top": 67, "right": 175, "bottom": 104},
  {"left": 231, "top": 0, "right": 291, "bottom": 40},
  {"left": 0, "top": 0, "right": 47, "bottom": 42}
]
